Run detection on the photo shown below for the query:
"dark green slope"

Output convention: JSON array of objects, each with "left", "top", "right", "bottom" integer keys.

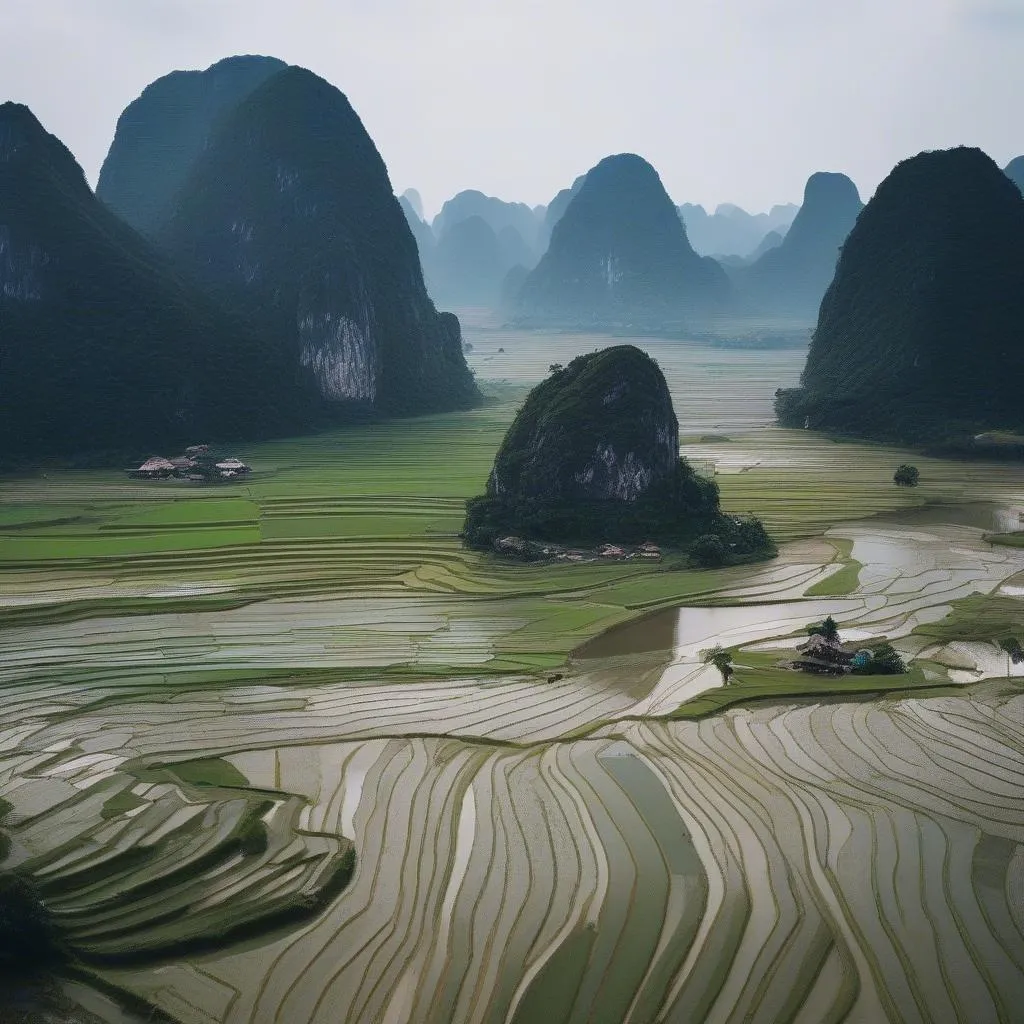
[
  {"left": 0, "top": 103, "right": 293, "bottom": 459},
  {"left": 777, "top": 147, "right": 1024, "bottom": 443},
  {"left": 517, "top": 154, "right": 729, "bottom": 326},
  {"left": 159, "top": 66, "right": 478, "bottom": 415},
  {"left": 96, "top": 55, "right": 287, "bottom": 235}
]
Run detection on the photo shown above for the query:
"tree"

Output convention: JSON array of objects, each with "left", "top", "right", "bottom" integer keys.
[
  {"left": 809, "top": 615, "right": 840, "bottom": 643},
  {"left": 702, "top": 645, "right": 734, "bottom": 685},
  {"left": 894, "top": 464, "right": 920, "bottom": 487},
  {"left": 852, "top": 642, "right": 906, "bottom": 675},
  {"left": 548, "top": 363, "right": 564, "bottom": 374},
  {"left": 690, "top": 533, "right": 727, "bottom": 567},
  {"left": 998, "top": 637, "right": 1024, "bottom": 676}
]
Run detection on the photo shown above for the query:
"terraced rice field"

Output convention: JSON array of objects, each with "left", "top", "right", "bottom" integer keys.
[{"left": 1, "top": 328, "right": 1023, "bottom": 1022}]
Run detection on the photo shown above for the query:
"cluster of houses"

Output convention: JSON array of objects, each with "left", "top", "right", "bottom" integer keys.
[
  {"left": 494, "top": 536, "right": 663, "bottom": 562},
  {"left": 127, "top": 445, "right": 251, "bottom": 482}
]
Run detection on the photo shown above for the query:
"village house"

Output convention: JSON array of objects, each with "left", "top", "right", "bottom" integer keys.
[
  {"left": 127, "top": 447, "right": 251, "bottom": 482},
  {"left": 129, "top": 456, "right": 176, "bottom": 479},
  {"left": 793, "top": 634, "right": 854, "bottom": 675}
]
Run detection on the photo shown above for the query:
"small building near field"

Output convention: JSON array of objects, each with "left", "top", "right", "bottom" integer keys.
[
  {"left": 794, "top": 634, "right": 854, "bottom": 675},
  {"left": 214, "top": 458, "right": 251, "bottom": 477},
  {"left": 128, "top": 456, "right": 176, "bottom": 479}
]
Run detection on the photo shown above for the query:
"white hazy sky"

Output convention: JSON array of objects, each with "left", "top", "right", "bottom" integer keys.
[{"left": 3, "top": 0, "right": 1022, "bottom": 216}]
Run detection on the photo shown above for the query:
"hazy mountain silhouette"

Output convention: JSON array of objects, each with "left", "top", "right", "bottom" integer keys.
[
  {"left": 159, "top": 66, "right": 477, "bottom": 415},
  {"left": 749, "top": 229, "right": 784, "bottom": 260},
  {"left": 399, "top": 194, "right": 435, "bottom": 263},
  {"left": 678, "top": 202, "right": 797, "bottom": 257},
  {"left": 96, "top": 55, "right": 287, "bottom": 235},
  {"left": 0, "top": 103, "right": 291, "bottom": 457},
  {"left": 734, "top": 172, "right": 862, "bottom": 316},
  {"left": 777, "top": 148, "right": 1024, "bottom": 442},
  {"left": 429, "top": 215, "right": 511, "bottom": 306},
  {"left": 1005, "top": 156, "right": 1024, "bottom": 194},
  {"left": 539, "top": 173, "right": 587, "bottom": 248},
  {"left": 401, "top": 187, "right": 425, "bottom": 218},
  {"left": 517, "top": 154, "right": 729, "bottom": 326},
  {"left": 432, "top": 191, "right": 542, "bottom": 261}
]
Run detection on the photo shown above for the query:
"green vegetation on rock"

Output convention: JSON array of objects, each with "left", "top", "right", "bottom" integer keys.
[{"left": 463, "top": 347, "right": 773, "bottom": 558}]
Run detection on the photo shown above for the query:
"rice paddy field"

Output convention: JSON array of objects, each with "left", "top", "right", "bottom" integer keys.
[{"left": 1, "top": 325, "right": 1023, "bottom": 1023}]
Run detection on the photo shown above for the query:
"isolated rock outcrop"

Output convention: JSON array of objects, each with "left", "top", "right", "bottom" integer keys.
[
  {"left": 776, "top": 147, "right": 1024, "bottom": 442},
  {"left": 463, "top": 346, "right": 772, "bottom": 552}
]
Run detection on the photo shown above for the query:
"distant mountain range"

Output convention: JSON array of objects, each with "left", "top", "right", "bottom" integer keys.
[
  {"left": 777, "top": 147, "right": 1024, "bottom": 443},
  {"left": 678, "top": 202, "right": 798, "bottom": 258}
]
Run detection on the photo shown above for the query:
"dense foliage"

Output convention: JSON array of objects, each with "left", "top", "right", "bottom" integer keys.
[
  {"left": 893, "top": 464, "right": 920, "bottom": 487},
  {"left": 96, "top": 55, "right": 286, "bottom": 235},
  {"left": 159, "top": 66, "right": 478, "bottom": 417},
  {"left": 777, "top": 147, "right": 1024, "bottom": 444},
  {"left": 517, "top": 154, "right": 729, "bottom": 325},
  {"left": 0, "top": 102, "right": 295, "bottom": 460},
  {"left": 852, "top": 643, "right": 906, "bottom": 676}
]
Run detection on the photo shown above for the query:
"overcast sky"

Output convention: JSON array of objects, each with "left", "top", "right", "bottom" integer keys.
[{"left": 3, "top": 0, "right": 1021, "bottom": 216}]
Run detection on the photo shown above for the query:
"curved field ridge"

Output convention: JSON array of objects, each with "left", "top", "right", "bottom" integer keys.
[
  {"left": 0, "top": 753, "right": 354, "bottom": 965},
  {"left": 4, "top": 687, "right": 1020, "bottom": 1022}
]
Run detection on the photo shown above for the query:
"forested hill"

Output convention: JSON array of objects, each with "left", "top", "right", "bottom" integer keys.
[
  {"left": 777, "top": 147, "right": 1024, "bottom": 444},
  {"left": 0, "top": 102, "right": 295, "bottom": 458}
]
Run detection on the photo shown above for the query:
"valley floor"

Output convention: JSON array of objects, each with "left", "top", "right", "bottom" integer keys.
[{"left": 1, "top": 329, "right": 1022, "bottom": 1023}]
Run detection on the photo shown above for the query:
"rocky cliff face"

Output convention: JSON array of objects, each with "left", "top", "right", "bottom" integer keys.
[
  {"left": 517, "top": 154, "right": 729, "bottom": 326},
  {"left": 777, "top": 147, "right": 1024, "bottom": 442},
  {"left": 96, "top": 55, "right": 286, "bottom": 235},
  {"left": 0, "top": 103, "right": 291, "bottom": 457},
  {"left": 486, "top": 346, "right": 680, "bottom": 504},
  {"left": 734, "top": 172, "right": 862, "bottom": 316},
  {"left": 158, "top": 66, "right": 477, "bottom": 415}
]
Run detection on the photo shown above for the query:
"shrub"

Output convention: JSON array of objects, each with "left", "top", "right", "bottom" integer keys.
[
  {"left": 690, "top": 534, "right": 727, "bottom": 567},
  {"left": 893, "top": 464, "right": 920, "bottom": 487}
]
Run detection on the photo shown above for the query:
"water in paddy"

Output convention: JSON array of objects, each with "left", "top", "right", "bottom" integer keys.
[
  {"left": 576, "top": 597, "right": 864, "bottom": 661},
  {"left": 878, "top": 500, "right": 1023, "bottom": 532}
]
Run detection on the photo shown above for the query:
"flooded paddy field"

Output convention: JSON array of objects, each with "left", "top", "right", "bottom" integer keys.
[{"left": 1, "top": 329, "right": 1023, "bottom": 1022}]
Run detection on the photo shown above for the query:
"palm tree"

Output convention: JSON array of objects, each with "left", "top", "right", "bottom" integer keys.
[{"left": 702, "top": 645, "right": 734, "bottom": 685}]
